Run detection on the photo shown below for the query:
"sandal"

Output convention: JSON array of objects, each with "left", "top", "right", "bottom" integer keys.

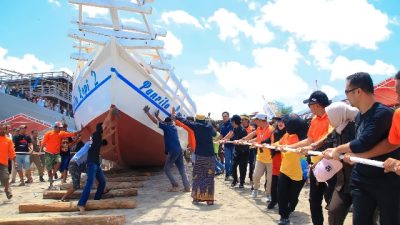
[{"left": 5, "top": 190, "right": 13, "bottom": 200}]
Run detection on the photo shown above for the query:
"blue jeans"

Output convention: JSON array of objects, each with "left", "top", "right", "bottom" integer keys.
[
  {"left": 224, "top": 145, "right": 234, "bottom": 177},
  {"left": 77, "top": 162, "right": 106, "bottom": 207},
  {"left": 215, "top": 156, "right": 225, "bottom": 174},
  {"left": 164, "top": 151, "right": 190, "bottom": 189}
]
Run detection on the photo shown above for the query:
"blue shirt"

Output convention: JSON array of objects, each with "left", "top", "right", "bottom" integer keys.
[
  {"left": 220, "top": 121, "right": 233, "bottom": 148},
  {"left": 71, "top": 142, "right": 90, "bottom": 166},
  {"left": 159, "top": 122, "right": 182, "bottom": 154},
  {"left": 350, "top": 102, "right": 400, "bottom": 186}
]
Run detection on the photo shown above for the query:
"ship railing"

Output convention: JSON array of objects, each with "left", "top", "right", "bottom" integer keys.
[
  {"left": 0, "top": 71, "right": 73, "bottom": 83},
  {"left": 69, "top": 0, "right": 197, "bottom": 116},
  {"left": 41, "top": 85, "right": 72, "bottom": 103}
]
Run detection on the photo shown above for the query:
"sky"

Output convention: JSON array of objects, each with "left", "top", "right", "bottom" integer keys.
[{"left": 0, "top": 0, "right": 399, "bottom": 119}]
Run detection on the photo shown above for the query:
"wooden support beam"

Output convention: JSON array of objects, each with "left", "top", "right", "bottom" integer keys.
[
  {"left": 43, "top": 188, "right": 138, "bottom": 199},
  {"left": 105, "top": 171, "right": 152, "bottom": 177},
  {"left": 60, "top": 182, "right": 144, "bottom": 190},
  {"left": 0, "top": 215, "right": 125, "bottom": 225},
  {"left": 19, "top": 199, "right": 136, "bottom": 213},
  {"left": 107, "top": 176, "right": 147, "bottom": 182}
]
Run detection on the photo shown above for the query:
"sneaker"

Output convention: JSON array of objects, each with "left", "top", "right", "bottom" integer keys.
[
  {"left": 251, "top": 190, "right": 258, "bottom": 198},
  {"left": 278, "top": 218, "right": 290, "bottom": 225},
  {"left": 238, "top": 183, "right": 244, "bottom": 188},
  {"left": 231, "top": 181, "right": 237, "bottom": 187},
  {"left": 39, "top": 176, "right": 45, "bottom": 182},
  {"left": 266, "top": 195, "right": 271, "bottom": 203}
]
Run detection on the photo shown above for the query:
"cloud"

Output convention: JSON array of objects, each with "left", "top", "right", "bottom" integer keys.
[
  {"left": 309, "top": 42, "right": 332, "bottom": 69},
  {"left": 80, "top": 5, "right": 108, "bottom": 18},
  {"left": 193, "top": 38, "right": 310, "bottom": 116},
  {"left": 121, "top": 17, "right": 142, "bottom": 25},
  {"left": 0, "top": 46, "right": 72, "bottom": 75},
  {"left": 329, "top": 56, "right": 396, "bottom": 81},
  {"left": 207, "top": 8, "right": 274, "bottom": 45},
  {"left": 321, "top": 85, "right": 339, "bottom": 99},
  {"left": 159, "top": 31, "right": 183, "bottom": 57},
  {"left": 161, "top": 10, "right": 204, "bottom": 29},
  {"left": 307, "top": 42, "right": 396, "bottom": 80},
  {"left": 48, "top": 0, "right": 61, "bottom": 7},
  {"left": 261, "top": 0, "right": 390, "bottom": 49}
]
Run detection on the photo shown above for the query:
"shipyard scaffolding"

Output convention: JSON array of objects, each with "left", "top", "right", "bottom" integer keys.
[{"left": 0, "top": 68, "right": 74, "bottom": 117}]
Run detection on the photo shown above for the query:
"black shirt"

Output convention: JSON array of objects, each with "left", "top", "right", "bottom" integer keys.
[
  {"left": 232, "top": 126, "right": 248, "bottom": 154},
  {"left": 349, "top": 102, "right": 400, "bottom": 186},
  {"left": 87, "top": 131, "right": 103, "bottom": 165},
  {"left": 13, "top": 134, "right": 32, "bottom": 154}
]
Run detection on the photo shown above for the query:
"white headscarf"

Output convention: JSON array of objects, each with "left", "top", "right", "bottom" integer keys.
[{"left": 325, "top": 102, "right": 359, "bottom": 134}]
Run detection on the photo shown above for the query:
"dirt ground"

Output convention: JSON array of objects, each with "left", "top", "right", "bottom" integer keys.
[{"left": 0, "top": 165, "right": 352, "bottom": 225}]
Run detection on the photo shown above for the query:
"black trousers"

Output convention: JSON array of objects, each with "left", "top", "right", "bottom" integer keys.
[
  {"left": 278, "top": 173, "right": 305, "bottom": 219},
  {"left": 248, "top": 148, "right": 256, "bottom": 181},
  {"left": 270, "top": 174, "right": 279, "bottom": 204},
  {"left": 309, "top": 170, "right": 337, "bottom": 225},
  {"left": 232, "top": 150, "right": 249, "bottom": 184},
  {"left": 351, "top": 181, "right": 400, "bottom": 225},
  {"left": 327, "top": 188, "right": 352, "bottom": 225}
]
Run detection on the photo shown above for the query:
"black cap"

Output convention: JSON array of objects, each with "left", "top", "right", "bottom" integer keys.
[{"left": 303, "top": 91, "right": 331, "bottom": 107}]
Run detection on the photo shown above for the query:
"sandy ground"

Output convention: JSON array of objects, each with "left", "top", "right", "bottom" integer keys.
[{"left": 0, "top": 165, "right": 352, "bottom": 225}]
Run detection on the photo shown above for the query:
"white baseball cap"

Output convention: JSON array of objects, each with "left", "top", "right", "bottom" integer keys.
[
  {"left": 251, "top": 113, "right": 268, "bottom": 121},
  {"left": 313, "top": 158, "right": 343, "bottom": 183}
]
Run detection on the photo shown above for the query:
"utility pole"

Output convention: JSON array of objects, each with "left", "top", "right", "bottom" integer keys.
[{"left": 315, "top": 80, "right": 319, "bottom": 91}]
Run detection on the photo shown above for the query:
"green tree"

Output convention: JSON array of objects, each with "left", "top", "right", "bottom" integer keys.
[{"left": 274, "top": 101, "right": 293, "bottom": 116}]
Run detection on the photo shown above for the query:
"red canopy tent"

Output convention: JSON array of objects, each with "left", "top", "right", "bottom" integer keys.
[{"left": 374, "top": 77, "right": 398, "bottom": 107}]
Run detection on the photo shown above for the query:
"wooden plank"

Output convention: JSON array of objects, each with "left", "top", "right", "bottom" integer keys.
[
  {"left": 0, "top": 215, "right": 125, "bottom": 225},
  {"left": 60, "top": 181, "right": 144, "bottom": 190},
  {"left": 43, "top": 188, "right": 138, "bottom": 199},
  {"left": 19, "top": 199, "right": 136, "bottom": 213}
]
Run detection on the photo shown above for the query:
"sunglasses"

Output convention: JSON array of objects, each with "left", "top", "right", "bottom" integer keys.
[{"left": 345, "top": 87, "right": 359, "bottom": 95}]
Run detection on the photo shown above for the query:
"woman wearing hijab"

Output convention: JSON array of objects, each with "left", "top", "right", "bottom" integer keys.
[
  {"left": 322, "top": 102, "right": 358, "bottom": 225},
  {"left": 262, "top": 117, "right": 286, "bottom": 209},
  {"left": 276, "top": 114, "right": 308, "bottom": 225}
]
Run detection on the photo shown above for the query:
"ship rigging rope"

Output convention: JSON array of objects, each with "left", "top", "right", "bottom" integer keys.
[{"left": 215, "top": 140, "right": 384, "bottom": 168}]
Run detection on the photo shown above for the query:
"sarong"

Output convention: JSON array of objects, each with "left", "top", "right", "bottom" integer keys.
[{"left": 192, "top": 155, "right": 215, "bottom": 201}]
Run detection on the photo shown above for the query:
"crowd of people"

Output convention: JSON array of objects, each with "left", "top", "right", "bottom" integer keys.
[
  {"left": 1, "top": 71, "right": 400, "bottom": 224},
  {"left": 0, "top": 82, "right": 73, "bottom": 117},
  {"left": 143, "top": 71, "right": 400, "bottom": 225},
  {"left": 0, "top": 119, "right": 109, "bottom": 214}
]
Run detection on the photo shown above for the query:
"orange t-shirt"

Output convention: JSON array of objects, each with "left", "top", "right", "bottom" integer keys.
[
  {"left": 0, "top": 136, "right": 16, "bottom": 166},
  {"left": 42, "top": 130, "right": 76, "bottom": 154},
  {"left": 256, "top": 125, "right": 274, "bottom": 163},
  {"left": 175, "top": 120, "right": 196, "bottom": 152},
  {"left": 307, "top": 113, "right": 330, "bottom": 163},
  {"left": 245, "top": 125, "right": 254, "bottom": 134},
  {"left": 389, "top": 108, "right": 400, "bottom": 145}
]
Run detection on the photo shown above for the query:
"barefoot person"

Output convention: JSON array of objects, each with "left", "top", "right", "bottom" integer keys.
[
  {"left": 143, "top": 106, "right": 190, "bottom": 192},
  {"left": 0, "top": 124, "right": 16, "bottom": 199},
  {"left": 174, "top": 109, "right": 216, "bottom": 205},
  {"left": 77, "top": 123, "right": 107, "bottom": 214}
]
